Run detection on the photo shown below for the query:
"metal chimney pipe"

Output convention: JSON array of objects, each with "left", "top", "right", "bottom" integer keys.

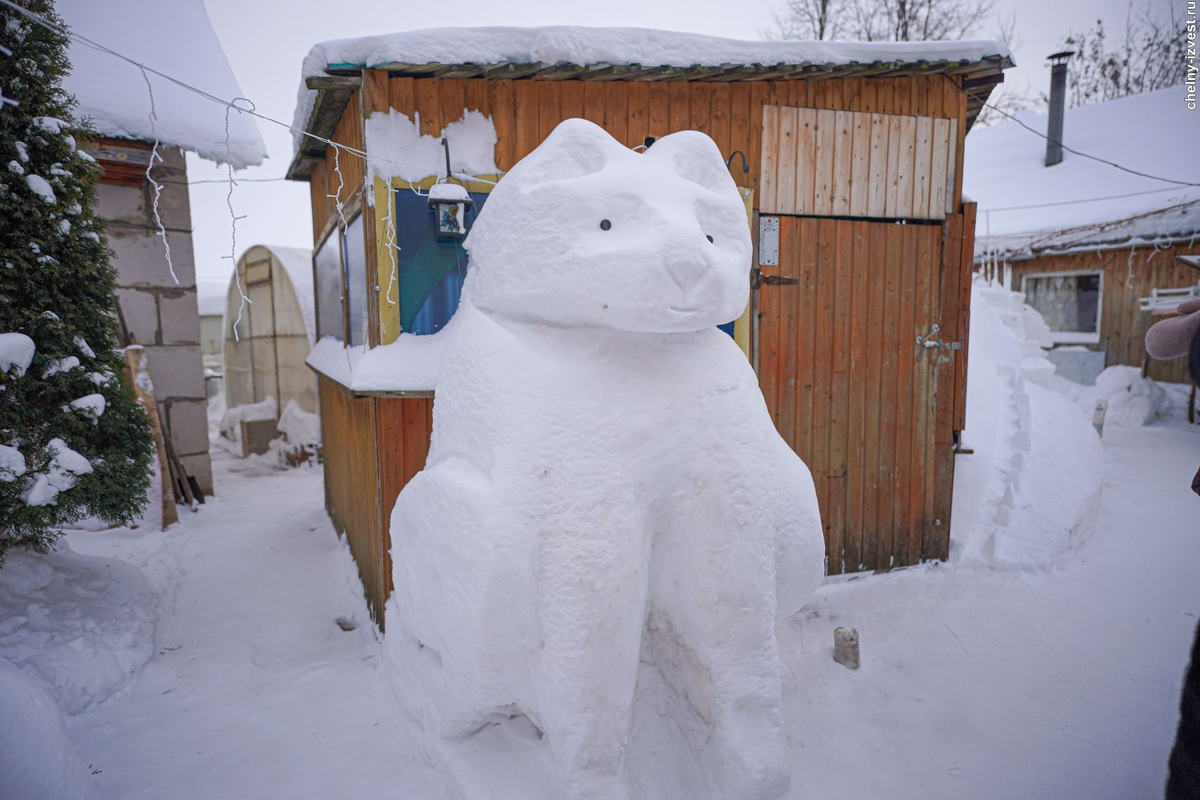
[{"left": 1045, "top": 51, "right": 1074, "bottom": 167}]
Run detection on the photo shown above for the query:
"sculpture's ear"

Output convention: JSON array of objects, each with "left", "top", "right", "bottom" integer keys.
[
  {"left": 645, "top": 130, "right": 737, "bottom": 195},
  {"left": 508, "top": 118, "right": 617, "bottom": 186}
]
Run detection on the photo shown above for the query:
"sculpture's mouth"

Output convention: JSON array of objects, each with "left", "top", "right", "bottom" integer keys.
[{"left": 668, "top": 305, "right": 703, "bottom": 315}]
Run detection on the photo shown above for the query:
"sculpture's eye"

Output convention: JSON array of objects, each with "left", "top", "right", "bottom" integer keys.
[
  {"left": 706, "top": 235, "right": 714, "bottom": 244},
  {"left": 600, "top": 219, "right": 612, "bottom": 231}
]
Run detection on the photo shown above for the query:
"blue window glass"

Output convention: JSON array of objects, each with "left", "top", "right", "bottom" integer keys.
[{"left": 392, "top": 188, "right": 488, "bottom": 335}]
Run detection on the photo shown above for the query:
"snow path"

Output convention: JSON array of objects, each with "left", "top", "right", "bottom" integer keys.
[
  {"left": 66, "top": 449, "right": 449, "bottom": 800},
  {"left": 61, "top": 425, "right": 1198, "bottom": 799},
  {"left": 779, "top": 423, "right": 1200, "bottom": 800}
]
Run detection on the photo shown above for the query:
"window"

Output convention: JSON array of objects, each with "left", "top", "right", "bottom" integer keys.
[
  {"left": 1021, "top": 272, "right": 1103, "bottom": 344},
  {"left": 392, "top": 188, "right": 489, "bottom": 335},
  {"left": 314, "top": 229, "right": 344, "bottom": 342},
  {"left": 343, "top": 214, "right": 368, "bottom": 346}
]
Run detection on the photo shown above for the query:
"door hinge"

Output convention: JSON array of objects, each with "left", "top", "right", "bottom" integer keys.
[{"left": 752, "top": 268, "right": 799, "bottom": 289}]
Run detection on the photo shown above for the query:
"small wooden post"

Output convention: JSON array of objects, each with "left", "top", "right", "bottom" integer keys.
[
  {"left": 123, "top": 346, "right": 178, "bottom": 529},
  {"left": 834, "top": 627, "right": 860, "bottom": 670}
]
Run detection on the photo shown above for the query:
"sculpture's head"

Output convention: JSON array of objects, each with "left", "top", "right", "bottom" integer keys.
[{"left": 464, "top": 118, "right": 752, "bottom": 333}]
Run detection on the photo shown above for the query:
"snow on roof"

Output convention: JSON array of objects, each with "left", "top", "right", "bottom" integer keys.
[
  {"left": 292, "top": 26, "right": 1011, "bottom": 154},
  {"left": 58, "top": 0, "right": 266, "bottom": 169},
  {"left": 271, "top": 246, "right": 316, "bottom": 344},
  {"left": 964, "top": 86, "right": 1200, "bottom": 259}
]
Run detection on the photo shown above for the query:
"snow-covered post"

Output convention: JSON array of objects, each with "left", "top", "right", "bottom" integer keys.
[{"left": 123, "top": 346, "right": 177, "bottom": 528}]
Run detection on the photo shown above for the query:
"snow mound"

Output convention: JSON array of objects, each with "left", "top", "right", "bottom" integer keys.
[
  {"left": 1049, "top": 365, "right": 1171, "bottom": 428},
  {"left": 364, "top": 109, "right": 498, "bottom": 189},
  {"left": 951, "top": 280, "right": 1105, "bottom": 568},
  {"left": 0, "top": 542, "right": 159, "bottom": 715},
  {"left": 385, "top": 119, "right": 825, "bottom": 798},
  {"left": 0, "top": 656, "right": 98, "bottom": 800},
  {"left": 271, "top": 400, "right": 322, "bottom": 467}
]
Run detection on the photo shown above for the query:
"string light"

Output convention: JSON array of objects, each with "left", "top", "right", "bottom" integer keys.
[
  {"left": 137, "top": 65, "right": 176, "bottom": 285},
  {"left": 222, "top": 98, "right": 255, "bottom": 342}
]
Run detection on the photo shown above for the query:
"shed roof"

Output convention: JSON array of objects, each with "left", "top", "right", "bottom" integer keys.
[
  {"left": 964, "top": 86, "right": 1200, "bottom": 260},
  {"left": 289, "top": 26, "right": 1012, "bottom": 178},
  {"left": 57, "top": 0, "right": 266, "bottom": 169}
]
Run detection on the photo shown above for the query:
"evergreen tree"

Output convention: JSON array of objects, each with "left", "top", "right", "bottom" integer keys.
[{"left": 0, "top": 0, "right": 153, "bottom": 561}]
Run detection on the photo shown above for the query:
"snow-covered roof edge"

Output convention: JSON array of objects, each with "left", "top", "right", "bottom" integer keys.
[
  {"left": 59, "top": 0, "right": 267, "bottom": 169},
  {"left": 290, "top": 26, "right": 1012, "bottom": 159}
]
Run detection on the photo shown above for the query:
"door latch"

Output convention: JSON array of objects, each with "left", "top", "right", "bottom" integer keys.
[
  {"left": 752, "top": 268, "right": 799, "bottom": 289},
  {"left": 916, "top": 324, "right": 963, "bottom": 353}
]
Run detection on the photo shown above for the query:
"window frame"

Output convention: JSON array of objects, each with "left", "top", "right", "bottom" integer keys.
[
  {"left": 1020, "top": 269, "right": 1104, "bottom": 345},
  {"left": 311, "top": 192, "right": 365, "bottom": 346}
]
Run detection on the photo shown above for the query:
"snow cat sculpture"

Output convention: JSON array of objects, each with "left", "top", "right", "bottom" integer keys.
[{"left": 385, "top": 118, "right": 826, "bottom": 800}]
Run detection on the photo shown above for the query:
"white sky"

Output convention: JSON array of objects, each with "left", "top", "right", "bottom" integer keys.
[{"left": 187, "top": 0, "right": 1150, "bottom": 288}]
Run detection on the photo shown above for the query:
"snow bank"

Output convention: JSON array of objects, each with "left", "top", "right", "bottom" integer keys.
[
  {"left": 56, "top": 0, "right": 266, "bottom": 168},
  {"left": 270, "top": 400, "right": 322, "bottom": 466},
  {"left": 965, "top": 87, "right": 1200, "bottom": 258},
  {"left": 951, "top": 280, "right": 1105, "bottom": 568},
  {"left": 0, "top": 542, "right": 159, "bottom": 715},
  {"left": 294, "top": 26, "right": 1009, "bottom": 153},
  {"left": 0, "top": 656, "right": 98, "bottom": 800},
  {"left": 1049, "top": 365, "right": 1171, "bottom": 428},
  {"left": 384, "top": 120, "right": 825, "bottom": 797}
]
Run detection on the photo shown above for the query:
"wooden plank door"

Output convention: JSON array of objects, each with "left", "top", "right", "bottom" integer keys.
[{"left": 756, "top": 214, "right": 968, "bottom": 574}]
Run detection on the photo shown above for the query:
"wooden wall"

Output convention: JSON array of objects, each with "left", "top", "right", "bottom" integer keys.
[
  {"left": 760, "top": 106, "right": 957, "bottom": 220},
  {"left": 1009, "top": 242, "right": 1200, "bottom": 384},
  {"left": 308, "top": 74, "right": 968, "bottom": 240}
]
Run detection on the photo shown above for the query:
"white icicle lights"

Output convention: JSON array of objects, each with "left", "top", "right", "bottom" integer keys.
[{"left": 385, "top": 119, "right": 825, "bottom": 799}]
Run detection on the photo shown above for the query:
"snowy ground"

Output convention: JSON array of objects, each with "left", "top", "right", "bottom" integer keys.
[{"left": 5, "top": 419, "right": 1197, "bottom": 798}]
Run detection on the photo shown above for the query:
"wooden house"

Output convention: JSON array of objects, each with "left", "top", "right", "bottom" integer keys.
[
  {"left": 285, "top": 27, "right": 1012, "bottom": 625},
  {"left": 966, "top": 86, "right": 1200, "bottom": 385}
]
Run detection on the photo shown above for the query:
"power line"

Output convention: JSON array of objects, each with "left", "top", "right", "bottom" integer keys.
[
  {"left": 981, "top": 184, "right": 1196, "bottom": 213},
  {"left": 979, "top": 100, "right": 1200, "bottom": 188}
]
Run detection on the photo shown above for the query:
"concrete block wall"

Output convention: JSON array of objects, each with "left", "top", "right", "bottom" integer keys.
[{"left": 99, "top": 145, "right": 214, "bottom": 496}]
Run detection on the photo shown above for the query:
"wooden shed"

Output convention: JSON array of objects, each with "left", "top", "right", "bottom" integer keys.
[
  {"left": 286, "top": 27, "right": 1012, "bottom": 625},
  {"left": 966, "top": 86, "right": 1200, "bottom": 385}
]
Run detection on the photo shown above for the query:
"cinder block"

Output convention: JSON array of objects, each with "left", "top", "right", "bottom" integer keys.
[
  {"left": 177, "top": 452, "right": 214, "bottom": 497},
  {"left": 114, "top": 287, "right": 159, "bottom": 346},
  {"left": 142, "top": 344, "right": 205, "bottom": 400},
  {"left": 163, "top": 398, "right": 210, "bottom": 457},
  {"left": 159, "top": 289, "right": 201, "bottom": 345},
  {"left": 109, "top": 227, "right": 196, "bottom": 288},
  {"left": 96, "top": 182, "right": 148, "bottom": 227}
]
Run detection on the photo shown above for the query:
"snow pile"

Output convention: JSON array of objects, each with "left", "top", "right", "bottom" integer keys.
[
  {"left": 951, "top": 280, "right": 1106, "bottom": 568},
  {"left": 22, "top": 437, "right": 94, "bottom": 508},
  {"left": 270, "top": 400, "right": 322, "bottom": 466},
  {"left": 1049, "top": 365, "right": 1171, "bottom": 428},
  {"left": 218, "top": 395, "right": 278, "bottom": 447},
  {"left": 69, "top": 393, "right": 106, "bottom": 421},
  {"left": 295, "top": 26, "right": 1008, "bottom": 153},
  {"left": 55, "top": 0, "right": 266, "bottom": 168},
  {"left": 965, "top": 87, "right": 1200, "bottom": 258},
  {"left": 364, "top": 109, "right": 498, "bottom": 192},
  {"left": 0, "top": 656, "right": 98, "bottom": 800},
  {"left": 0, "top": 331, "right": 35, "bottom": 376},
  {"left": 0, "top": 541, "right": 159, "bottom": 715},
  {"left": 384, "top": 120, "right": 825, "bottom": 798},
  {"left": 307, "top": 327, "right": 448, "bottom": 393}
]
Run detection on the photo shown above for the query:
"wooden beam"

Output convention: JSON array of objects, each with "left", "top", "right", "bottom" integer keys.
[{"left": 305, "top": 75, "right": 361, "bottom": 91}]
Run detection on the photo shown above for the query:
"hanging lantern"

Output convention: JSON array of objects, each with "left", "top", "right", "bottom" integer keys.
[{"left": 428, "top": 181, "right": 473, "bottom": 241}]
